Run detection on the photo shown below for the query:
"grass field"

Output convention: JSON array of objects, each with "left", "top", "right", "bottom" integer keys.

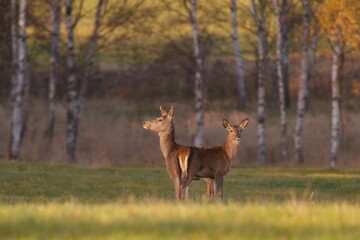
[{"left": 1, "top": 162, "right": 360, "bottom": 239}]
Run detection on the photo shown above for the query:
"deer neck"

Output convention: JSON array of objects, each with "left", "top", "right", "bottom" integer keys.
[
  {"left": 223, "top": 134, "right": 239, "bottom": 160},
  {"left": 158, "top": 122, "right": 176, "bottom": 158}
]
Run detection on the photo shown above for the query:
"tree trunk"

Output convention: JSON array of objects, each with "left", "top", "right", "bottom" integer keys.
[
  {"left": 65, "top": 0, "right": 80, "bottom": 163},
  {"left": 21, "top": 19, "right": 30, "bottom": 145},
  {"left": 250, "top": 0, "right": 267, "bottom": 165},
  {"left": 9, "top": 0, "right": 18, "bottom": 158},
  {"left": 273, "top": 0, "right": 288, "bottom": 164},
  {"left": 280, "top": 0, "right": 290, "bottom": 109},
  {"left": 189, "top": 0, "right": 205, "bottom": 147},
  {"left": 256, "top": 36, "right": 266, "bottom": 165},
  {"left": 330, "top": 40, "right": 341, "bottom": 168},
  {"left": 294, "top": 0, "right": 310, "bottom": 164},
  {"left": 9, "top": 0, "right": 27, "bottom": 160},
  {"left": 10, "top": 0, "right": 18, "bottom": 100},
  {"left": 44, "top": 0, "right": 61, "bottom": 144},
  {"left": 79, "top": 0, "right": 104, "bottom": 112},
  {"left": 230, "top": 0, "right": 246, "bottom": 110}
]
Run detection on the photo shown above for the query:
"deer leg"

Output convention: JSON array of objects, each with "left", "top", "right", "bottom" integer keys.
[
  {"left": 180, "top": 176, "right": 194, "bottom": 200},
  {"left": 203, "top": 178, "right": 214, "bottom": 198},
  {"left": 214, "top": 175, "right": 224, "bottom": 199},
  {"left": 211, "top": 179, "right": 216, "bottom": 197},
  {"left": 172, "top": 177, "right": 181, "bottom": 201}
]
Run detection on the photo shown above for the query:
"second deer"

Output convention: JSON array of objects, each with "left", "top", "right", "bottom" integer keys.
[{"left": 143, "top": 106, "right": 249, "bottom": 200}]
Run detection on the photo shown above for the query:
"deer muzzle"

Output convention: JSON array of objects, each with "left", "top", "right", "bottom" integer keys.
[{"left": 143, "top": 121, "right": 151, "bottom": 129}]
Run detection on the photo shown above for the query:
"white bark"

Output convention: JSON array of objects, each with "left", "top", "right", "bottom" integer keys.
[
  {"left": 45, "top": 0, "right": 61, "bottom": 143},
  {"left": 250, "top": 0, "right": 267, "bottom": 164},
  {"left": 190, "top": 0, "right": 205, "bottom": 147},
  {"left": 10, "top": 0, "right": 27, "bottom": 160},
  {"left": 273, "top": 0, "right": 288, "bottom": 163},
  {"left": 10, "top": 0, "right": 18, "bottom": 99},
  {"left": 330, "top": 41, "right": 341, "bottom": 167},
  {"left": 65, "top": 0, "right": 80, "bottom": 162},
  {"left": 294, "top": 0, "right": 310, "bottom": 163},
  {"left": 230, "top": 0, "right": 246, "bottom": 110}
]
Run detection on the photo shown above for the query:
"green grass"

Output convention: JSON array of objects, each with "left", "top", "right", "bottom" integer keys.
[{"left": 1, "top": 162, "right": 360, "bottom": 239}]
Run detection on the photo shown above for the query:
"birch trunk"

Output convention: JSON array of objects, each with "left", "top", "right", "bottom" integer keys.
[
  {"left": 230, "top": 0, "right": 246, "bottom": 110},
  {"left": 250, "top": 0, "right": 267, "bottom": 164},
  {"left": 10, "top": 0, "right": 18, "bottom": 99},
  {"left": 44, "top": 0, "right": 61, "bottom": 144},
  {"left": 9, "top": 0, "right": 27, "bottom": 160},
  {"left": 280, "top": 0, "right": 290, "bottom": 109},
  {"left": 190, "top": 0, "right": 205, "bottom": 147},
  {"left": 294, "top": 0, "right": 310, "bottom": 163},
  {"left": 65, "top": 0, "right": 80, "bottom": 162},
  {"left": 9, "top": 0, "right": 18, "bottom": 158},
  {"left": 330, "top": 41, "right": 341, "bottom": 168},
  {"left": 79, "top": 0, "right": 104, "bottom": 111},
  {"left": 273, "top": 0, "right": 288, "bottom": 163}
]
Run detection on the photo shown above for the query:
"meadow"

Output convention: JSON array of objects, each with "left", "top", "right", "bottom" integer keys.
[
  {"left": 2, "top": 99, "right": 358, "bottom": 167},
  {"left": 1, "top": 161, "right": 360, "bottom": 239}
]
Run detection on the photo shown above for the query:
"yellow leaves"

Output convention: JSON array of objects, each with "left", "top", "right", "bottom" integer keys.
[
  {"left": 317, "top": 0, "right": 360, "bottom": 47},
  {"left": 351, "top": 80, "right": 360, "bottom": 96}
]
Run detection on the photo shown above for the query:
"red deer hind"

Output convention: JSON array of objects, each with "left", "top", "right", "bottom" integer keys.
[{"left": 143, "top": 106, "right": 249, "bottom": 200}]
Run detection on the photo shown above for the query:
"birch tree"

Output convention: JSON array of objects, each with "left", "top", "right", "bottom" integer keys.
[
  {"left": 280, "top": 0, "right": 290, "bottom": 109},
  {"left": 8, "top": 0, "right": 18, "bottom": 159},
  {"left": 273, "top": 0, "right": 288, "bottom": 163},
  {"left": 329, "top": 37, "right": 342, "bottom": 168},
  {"left": 250, "top": 0, "right": 268, "bottom": 164},
  {"left": 317, "top": 0, "right": 360, "bottom": 167},
  {"left": 230, "top": 0, "right": 246, "bottom": 110},
  {"left": 44, "top": 0, "right": 61, "bottom": 144},
  {"left": 10, "top": 0, "right": 18, "bottom": 101},
  {"left": 65, "top": 0, "right": 106, "bottom": 162},
  {"left": 189, "top": 0, "right": 205, "bottom": 147},
  {"left": 9, "top": 0, "right": 27, "bottom": 160},
  {"left": 65, "top": 0, "right": 79, "bottom": 162},
  {"left": 294, "top": 0, "right": 310, "bottom": 163}
]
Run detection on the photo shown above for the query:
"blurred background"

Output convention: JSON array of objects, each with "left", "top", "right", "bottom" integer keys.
[{"left": 0, "top": 0, "right": 359, "bottom": 167}]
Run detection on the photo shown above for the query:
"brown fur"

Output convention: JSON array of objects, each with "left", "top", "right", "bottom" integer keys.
[{"left": 143, "top": 106, "right": 249, "bottom": 200}]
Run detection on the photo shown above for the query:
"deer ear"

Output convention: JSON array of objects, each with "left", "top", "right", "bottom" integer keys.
[
  {"left": 222, "top": 119, "right": 231, "bottom": 129},
  {"left": 167, "top": 106, "right": 174, "bottom": 118},
  {"left": 239, "top": 118, "right": 249, "bottom": 129},
  {"left": 160, "top": 106, "right": 167, "bottom": 116}
]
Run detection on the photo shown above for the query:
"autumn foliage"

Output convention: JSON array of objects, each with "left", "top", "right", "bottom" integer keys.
[{"left": 317, "top": 0, "right": 360, "bottom": 47}]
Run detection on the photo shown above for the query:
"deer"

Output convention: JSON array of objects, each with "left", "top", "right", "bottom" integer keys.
[{"left": 143, "top": 106, "right": 249, "bottom": 200}]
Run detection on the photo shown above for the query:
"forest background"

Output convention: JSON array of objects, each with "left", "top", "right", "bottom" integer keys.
[{"left": 0, "top": 0, "right": 359, "bottom": 167}]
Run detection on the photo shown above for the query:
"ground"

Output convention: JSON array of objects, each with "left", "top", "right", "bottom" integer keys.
[{"left": 0, "top": 161, "right": 360, "bottom": 239}]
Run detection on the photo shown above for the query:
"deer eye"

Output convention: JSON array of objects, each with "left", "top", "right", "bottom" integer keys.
[{"left": 157, "top": 118, "right": 162, "bottom": 122}]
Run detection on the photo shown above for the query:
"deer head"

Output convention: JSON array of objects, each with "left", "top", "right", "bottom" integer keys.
[
  {"left": 222, "top": 118, "right": 249, "bottom": 142},
  {"left": 143, "top": 106, "right": 174, "bottom": 133}
]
